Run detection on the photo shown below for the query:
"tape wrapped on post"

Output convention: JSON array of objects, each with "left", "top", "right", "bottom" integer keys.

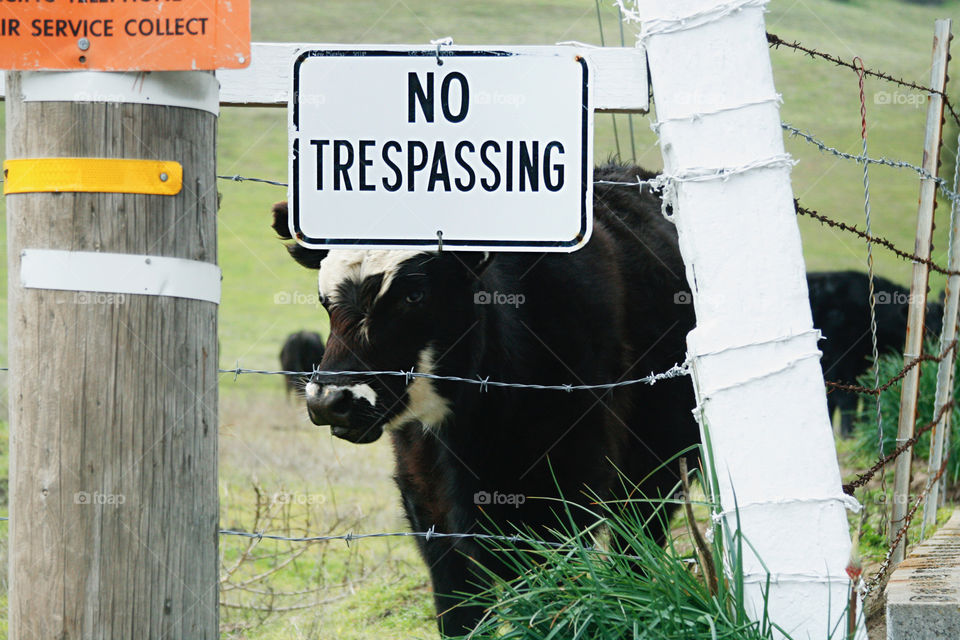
[
  {"left": 20, "top": 249, "right": 221, "bottom": 305},
  {"left": 3, "top": 158, "right": 182, "bottom": 195},
  {"left": 20, "top": 71, "right": 220, "bottom": 116}
]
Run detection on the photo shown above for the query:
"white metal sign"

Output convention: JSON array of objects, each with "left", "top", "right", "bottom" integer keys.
[{"left": 289, "top": 46, "right": 593, "bottom": 252}]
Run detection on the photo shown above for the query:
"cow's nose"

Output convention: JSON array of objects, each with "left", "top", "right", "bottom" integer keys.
[{"left": 305, "top": 384, "right": 353, "bottom": 426}]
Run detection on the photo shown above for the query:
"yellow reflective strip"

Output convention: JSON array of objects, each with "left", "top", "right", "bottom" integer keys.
[{"left": 3, "top": 158, "right": 182, "bottom": 195}]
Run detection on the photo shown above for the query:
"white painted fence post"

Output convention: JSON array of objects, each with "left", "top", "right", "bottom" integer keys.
[{"left": 622, "top": 1, "right": 864, "bottom": 638}]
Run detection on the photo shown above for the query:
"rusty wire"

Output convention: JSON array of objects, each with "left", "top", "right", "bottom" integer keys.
[
  {"left": 861, "top": 457, "right": 950, "bottom": 596},
  {"left": 766, "top": 32, "right": 960, "bottom": 129},
  {"left": 795, "top": 202, "right": 960, "bottom": 277},
  {"left": 843, "top": 401, "right": 954, "bottom": 495},
  {"left": 826, "top": 342, "right": 958, "bottom": 398}
]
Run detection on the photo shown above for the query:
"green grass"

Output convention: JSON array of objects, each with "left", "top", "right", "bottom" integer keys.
[
  {"left": 466, "top": 484, "right": 780, "bottom": 640},
  {"left": 1, "top": 0, "right": 960, "bottom": 638}
]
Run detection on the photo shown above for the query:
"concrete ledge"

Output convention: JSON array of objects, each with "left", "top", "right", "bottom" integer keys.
[{"left": 887, "top": 510, "right": 960, "bottom": 640}]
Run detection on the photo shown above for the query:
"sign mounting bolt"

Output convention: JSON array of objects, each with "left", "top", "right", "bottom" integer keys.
[
  {"left": 77, "top": 38, "right": 90, "bottom": 52},
  {"left": 159, "top": 172, "right": 169, "bottom": 182}
]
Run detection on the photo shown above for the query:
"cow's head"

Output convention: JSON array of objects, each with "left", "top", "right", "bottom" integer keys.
[{"left": 272, "top": 202, "right": 493, "bottom": 443}]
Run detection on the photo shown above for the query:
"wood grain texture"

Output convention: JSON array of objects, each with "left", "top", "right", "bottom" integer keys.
[{"left": 5, "top": 71, "right": 219, "bottom": 638}]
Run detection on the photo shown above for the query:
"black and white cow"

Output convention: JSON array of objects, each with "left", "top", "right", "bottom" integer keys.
[
  {"left": 807, "top": 270, "right": 944, "bottom": 436},
  {"left": 271, "top": 163, "right": 700, "bottom": 636},
  {"left": 279, "top": 330, "right": 326, "bottom": 395}
]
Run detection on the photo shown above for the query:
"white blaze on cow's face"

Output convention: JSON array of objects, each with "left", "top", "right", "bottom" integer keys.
[
  {"left": 318, "top": 250, "right": 426, "bottom": 305},
  {"left": 321, "top": 383, "right": 378, "bottom": 407},
  {"left": 307, "top": 248, "right": 459, "bottom": 440},
  {"left": 305, "top": 380, "right": 376, "bottom": 406}
]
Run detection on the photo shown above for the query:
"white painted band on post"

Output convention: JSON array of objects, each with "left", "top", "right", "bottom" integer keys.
[
  {"left": 19, "top": 71, "right": 219, "bottom": 116},
  {"left": 691, "top": 328, "right": 822, "bottom": 359},
  {"left": 740, "top": 572, "right": 855, "bottom": 585},
  {"left": 711, "top": 494, "right": 863, "bottom": 521},
  {"left": 690, "top": 330, "right": 824, "bottom": 400},
  {"left": 20, "top": 249, "right": 221, "bottom": 304},
  {"left": 653, "top": 154, "right": 796, "bottom": 218},
  {"left": 620, "top": 0, "right": 771, "bottom": 41},
  {"left": 694, "top": 351, "right": 822, "bottom": 399},
  {"left": 650, "top": 94, "right": 782, "bottom": 133}
]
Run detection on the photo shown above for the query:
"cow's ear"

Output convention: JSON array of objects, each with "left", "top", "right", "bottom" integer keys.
[
  {"left": 272, "top": 201, "right": 292, "bottom": 239},
  {"left": 286, "top": 244, "right": 328, "bottom": 270},
  {"left": 271, "top": 201, "right": 327, "bottom": 270},
  {"left": 451, "top": 251, "right": 495, "bottom": 281}
]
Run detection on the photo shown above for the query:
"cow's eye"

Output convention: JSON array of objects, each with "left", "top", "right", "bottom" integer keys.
[{"left": 404, "top": 291, "right": 425, "bottom": 305}]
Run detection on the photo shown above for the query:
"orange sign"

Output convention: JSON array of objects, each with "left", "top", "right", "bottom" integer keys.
[{"left": 0, "top": 1, "right": 250, "bottom": 71}]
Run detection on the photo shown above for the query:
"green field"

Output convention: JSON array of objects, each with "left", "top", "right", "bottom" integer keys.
[{"left": 1, "top": 0, "right": 960, "bottom": 638}]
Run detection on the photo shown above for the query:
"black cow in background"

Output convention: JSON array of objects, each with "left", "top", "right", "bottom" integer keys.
[
  {"left": 279, "top": 330, "right": 326, "bottom": 395},
  {"left": 271, "top": 163, "right": 700, "bottom": 636},
  {"left": 807, "top": 270, "right": 944, "bottom": 436}
]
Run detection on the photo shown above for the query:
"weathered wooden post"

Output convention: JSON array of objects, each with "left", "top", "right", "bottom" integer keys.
[
  {"left": 1, "top": 2, "right": 248, "bottom": 636},
  {"left": 890, "top": 19, "right": 952, "bottom": 565},
  {"left": 5, "top": 70, "right": 221, "bottom": 639}
]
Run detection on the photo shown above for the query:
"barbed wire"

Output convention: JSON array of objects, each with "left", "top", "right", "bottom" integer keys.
[
  {"left": 766, "top": 31, "right": 960, "bottom": 129},
  {"left": 217, "top": 174, "right": 289, "bottom": 187},
  {"left": 826, "top": 341, "right": 958, "bottom": 397},
  {"left": 220, "top": 526, "right": 571, "bottom": 549},
  {"left": 843, "top": 400, "right": 955, "bottom": 495},
  {"left": 781, "top": 122, "right": 960, "bottom": 207},
  {"left": 861, "top": 457, "right": 950, "bottom": 597},
  {"left": 0, "top": 517, "right": 671, "bottom": 560},
  {"left": 218, "top": 363, "right": 689, "bottom": 392},
  {"left": 795, "top": 202, "right": 960, "bottom": 277}
]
